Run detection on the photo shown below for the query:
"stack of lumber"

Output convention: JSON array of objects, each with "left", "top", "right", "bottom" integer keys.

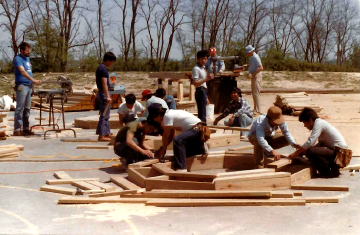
[
  {"left": 0, "top": 145, "right": 21, "bottom": 159},
  {"left": 31, "top": 89, "right": 121, "bottom": 112},
  {"left": 274, "top": 92, "right": 322, "bottom": 115}
]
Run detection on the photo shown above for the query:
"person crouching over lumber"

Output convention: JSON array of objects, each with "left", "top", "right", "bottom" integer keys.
[
  {"left": 213, "top": 87, "right": 253, "bottom": 138},
  {"left": 117, "top": 93, "right": 145, "bottom": 127},
  {"left": 288, "top": 108, "right": 352, "bottom": 178},
  {"left": 248, "top": 106, "right": 299, "bottom": 168},
  {"left": 113, "top": 118, "right": 158, "bottom": 166},
  {"left": 148, "top": 103, "right": 211, "bottom": 172}
]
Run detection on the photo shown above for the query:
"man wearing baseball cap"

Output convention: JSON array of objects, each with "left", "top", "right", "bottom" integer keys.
[
  {"left": 245, "top": 45, "right": 263, "bottom": 114},
  {"left": 205, "top": 47, "right": 225, "bottom": 74},
  {"left": 247, "top": 106, "right": 299, "bottom": 168}
]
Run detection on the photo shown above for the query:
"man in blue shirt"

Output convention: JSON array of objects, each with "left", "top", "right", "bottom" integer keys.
[
  {"left": 96, "top": 52, "right": 116, "bottom": 141},
  {"left": 13, "top": 42, "right": 41, "bottom": 136},
  {"left": 245, "top": 45, "right": 263, "bottom": 114},
  {"left": 205, "top": 47, "right": 225, "bottom": 74}
]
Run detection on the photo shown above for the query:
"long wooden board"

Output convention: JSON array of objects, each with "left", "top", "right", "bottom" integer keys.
[
  {"left": 128, "top": 159, "right": 160, "bottom": 169},
  {"left": 88, "top": 190, "right": 138, "bottom": 198},
  {"left": 291, "top": 185, "right": 349, "bottom": 191},
  {"left": 46, "top": 178, "right": 99, "bottom": 185},
  {"left": 71, "top": 181, "right": 103, "bottom": 190},
  {"left": 53, "top": 171, "right": 72, "bottom": 179},
  {"left": 266, "top": 159, "right": 292, "bottom": 169},
  {"left": 290, "top": 167, "right": 313, "bottom": 186},
  {"left": 303, "top": 197, "right": 339, "bottom": 203},
  {"left": 110, "top": 176, "right": 141, "bottom": 190},
  {"left": 61, "top": 139, "right": 99, "bottom": 143},
  {"left": 137, "top": 190, "right": 271, "bottom": 198},
  {"left": 146, "top": 198, "right": 306, "bottom": 207},
  {"left": 86, "top": 181, "right": 116, "bottom": 192},
  {"left": 40, "top": 185, "right": 77, "bottom": 195},
  {"left": 146, "top": 176, "right": 215, "bottom": 191},
  {"left": 58, "top": 197, "right": 148, "bottom": 204},
  {"left": 76, "top": 145, "right": 113, "bottom": 150}
]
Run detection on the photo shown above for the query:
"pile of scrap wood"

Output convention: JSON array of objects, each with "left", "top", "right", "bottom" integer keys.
[
  {"left": 49, "top": 152, "right": 347, "bottom": 207},
  {"left": 274, "top": 92, "right": 322, "bottom": 115},
  {"left": 31, "top": 89, "right": 121, "bottom": 112},
  {"left": 0, "top": 144, "right": 23, "bottom": 159}
]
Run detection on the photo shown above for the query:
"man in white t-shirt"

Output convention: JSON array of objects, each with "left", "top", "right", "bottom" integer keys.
[
  {"left": 148, "top": 103, "right": 208, "bottom": 172},
  {"left": 288, "top": 108, "right": 351, "bottom": 178},
  {"left": 141, "top": 89, "right": 168, "bottom": 118},
  {"left": 117, "top": 93, "right": 145, "bottom": 127}
]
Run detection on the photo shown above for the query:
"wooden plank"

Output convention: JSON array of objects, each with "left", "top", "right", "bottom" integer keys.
[
  {"left": 146, "top": 198, "right": 306, "bottom": 207},
  {"left": 88, "top": 190, "right": 138, "bottom": 197},
  {"left": 71, "top": 181, "right": 103, "bottom": 190},
  {"left": 291, "top": 185, "right": 349, "bottom": 191},
  {"left": 78, "top": 189, "right": 106, "bottom": 195},
  {"left": 140, "top": 190, "right": 272, "bottom": 198},
  {"left": 228, "top": 145, "right": 254, "bottom": 151},
  {"left": 267, "top": 159, "right": 292, "bottom": 169},
  {"left": 128, "top": 168, "right": 147, "bottom": 188},
  {"left": 342, "top": 164, "right": 360, "bottom": 171},
  {"left": 40, "top": 185, "right": 77, "bottom": 195},
  {"left": 53, "top": 171, "right": 72, "bottom": 179},
  {"left": 303, "top": 197, "right": 339, "bottom": 203},
  {"left": 86, "top": 181, "right": 116, "bottom": 192},
  {"left": 146, "top": 177, "right": 215, "bottom": 191},
  {"left": 58, "top": 197, "right": 148, "bottom": 204},
  {"left": 270, "top": 192, "right": 294, "bottom": 198},
  {"left": 152, "top": 163, "right": 176, "bottom": 175},
  {"left": 76, "top": 145, "right": 113, "bottom": 149},
  {"left": 207, "top": 125, "right": 251, "bottom": 131},
  {"left": 128, "top": 159, "right": 160, "bottom": 169},
  {"left": 216, "top": 169, "right": 275, "bottom": 178},
  {"left": 110, "top": 176, "right": 141, "bottom": 190},
  {"left": 46, "top": 178, "right": 99, "bottom": 185},
  {"left": 290, "top": 167, "right": 313, "bottom": 186},
  {"left": 61, "top": 138, "right": 99, "bottom": 143},
  {"left": 293, "top": 191, "right": 303, "bottom": 196},
  {"left": 178, "top": 81, "right": 184, "bottom": 101},
  {"left": 215, "top": 172, "right": 291, "bottom": 182}
]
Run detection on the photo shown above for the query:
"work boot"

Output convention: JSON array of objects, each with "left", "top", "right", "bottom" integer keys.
[
  {"left": 98, "top": 135, "right": 112, "bottom": 141},
  {"left": 23, "top": 129, "right": 35, "bottom": 136},
  {"left": 13, "top": 131, "right": 23, "bottom": 136}
]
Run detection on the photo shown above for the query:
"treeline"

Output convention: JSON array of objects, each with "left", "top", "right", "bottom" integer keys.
[{"left": 0, "top": 0, "right": 359, "bottom": 73}]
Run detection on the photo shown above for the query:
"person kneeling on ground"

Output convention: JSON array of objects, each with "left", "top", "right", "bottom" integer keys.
[
  {"left": 288, "top": 108, "right": 352, "bottom": 178},
  {"left": 141, "top": 88, "right": 168, "bottom": 119},
  {"left": 248, "top": 106, "right": 299, "bottom": 168},
  {"left": 148, "top": 103, "right": 210, "bottom": 172},
  {"left": 213, "top": 87, "right": 253, "bottom": 138},
  {"left": 113, "top": 118, "right": 158, "bottom": 167},
  {"left": 117, "top": 93, "right": 145, "bottom": 127}
]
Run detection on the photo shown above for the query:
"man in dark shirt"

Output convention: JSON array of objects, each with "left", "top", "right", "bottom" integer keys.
[
  {"left": 96, "top": 52, "right": 116, "bottom": 141},
  {"left": 114, "top": 119, "right": 158, "bottom": 166}
]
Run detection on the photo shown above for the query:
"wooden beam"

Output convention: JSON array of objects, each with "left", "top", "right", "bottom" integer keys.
[
  {"left": 40, "top": 185, "right": 77, "bottom": 195},
  {"left": 139, "top": 190, "right": 272, "bottom": 198},
  {"left": 290, "top": 167, "right": 314, "bottom": 186},
  {"left": 46, "top": 178, "right": 100, "bottom": 185},
  {"left": 76, "top": 145, "right": 113, "bottom": 149},
  {"left": 88, "top": 190, "right": 138, "bottom": 198},
  {"left": 291, "top": 185, "right": 349, "bottom": 191},
  {"left": 71, "top": 181, "right": 103, "bottom": 190},
  {"left": 266, "top": 159, "right": 292, "bottom": 169},
  {"left": 58, "top": 196, "right": 148, "bottom": 204},
  {"left": 189, "top": 83, "right": 195, "bottom": 101},
  {"left": 146, "top": 198, "right": 306, "bottom": 207},
  {"left": 228, "top": 145, "right": 254, "bottom": 151},
  {"left": 216, "top": 169, "right": 275, "bottom": 178},
  {"left": 177, "top": 81, "right": 184, "bottom": 101},
  {"left": 152, "top": 163, "right": 176, "bottom": 175},
  {"left": 146, "top": 176, "right": 215, "bottom": 191},
  {"left": 127, "top": 168, "right": 147, "bottom": 188},
  {"left": 53, "top": 171, "right": 72, "bottom": 179},
  {"left": 302, "top": 197, "right": 339, "bottom": 203},
  {"left": 270, "top": 192, "right": 294, "bottom": 198},
  {"left": 61, "top": 138, "right": 99, "bottom": 143},
  {"left": 110, "top": 176, "right": 141, "bottom": 190},
  {"left": 86, "top": 181, "right": 116, "bottom": 192},
  {"left": 128, "top": 159, "right": 159, "bottom": 169},
  {"left": 168, "top": 80, "right": 173, "bottom": 96}
]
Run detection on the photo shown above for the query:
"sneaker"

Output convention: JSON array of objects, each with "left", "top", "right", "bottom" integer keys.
[
  {"left": 13, "top": 131, "right": 23, "bottom": 136},
  {"left": 176, "top": 169, "right": 187, "bottom": 172},
  {"left": 98, "top": 136, "right": 112, "bottom": 141},
  {"left": 23, "top": 130, "right": 35, "bottom": 136}
]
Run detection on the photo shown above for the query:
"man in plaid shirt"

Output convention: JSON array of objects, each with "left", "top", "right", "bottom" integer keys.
[{"left": 213, "top": 87, "right": 253, "bottom": 137}]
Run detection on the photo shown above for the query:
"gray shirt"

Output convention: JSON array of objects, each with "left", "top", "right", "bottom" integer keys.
[
  {"left": 247, "top": 114, "right": 296, "bottom": 152},
  {"left": 205, "top": 57, "right": 225, "bottom": 73},
  {"left": 192, "top": 64, "right": 207, "bottom": 88},
  {"left": 248, "top": 52, "right": 262, "bottom": 74},
  {"left": 143, "top": 96, "right": 168, "bottom": 118},
  {"left": 302, "top": 119, "right": 348, "bottom": 149}
]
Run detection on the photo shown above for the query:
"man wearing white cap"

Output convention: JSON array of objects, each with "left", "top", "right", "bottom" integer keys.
[
  {"left": 245, "top": 45, "right": 263, "bottom": 114},
  {"left": 247, "top": 106, "right": 299, "bottom": 168}
]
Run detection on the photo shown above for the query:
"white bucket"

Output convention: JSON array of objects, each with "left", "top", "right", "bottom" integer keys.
[{"left": 206, "top": 104, "right": 215, "bottom": 120}]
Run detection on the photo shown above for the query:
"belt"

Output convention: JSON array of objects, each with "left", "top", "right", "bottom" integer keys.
[{"left": 196, "top": 86, "right": 207, "bottom": 90}]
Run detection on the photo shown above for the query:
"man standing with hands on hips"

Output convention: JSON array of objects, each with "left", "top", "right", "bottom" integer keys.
[
  {"left": 192, "top": 50, "right": 214, "bottom": 122},
  {"left": 13, "top": 42, "right": 41, "bottom": 136},
  {"left": 245, "top": 45, "right": 263, "bottom": 114}
]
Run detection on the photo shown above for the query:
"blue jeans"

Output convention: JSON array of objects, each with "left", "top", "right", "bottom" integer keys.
[
  {"left": 224, "top": 114, "right": 253, "bottom": 136},
  {"left": 173, "top": 128, "right": 205, "bottom": 170},
  {"left": 96, "top": 93, "right": 111, "bottom": 136},
  {"left": 114, "top": 137, "right": 148, "bottom": 164},
  {"left": 195, "top": 87, "right": 207, "bottom": 122},
  {"left": 14, "top": 84, "right": 32, "bottom": 131}
]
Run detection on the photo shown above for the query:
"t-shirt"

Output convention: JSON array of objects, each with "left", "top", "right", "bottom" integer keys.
[
  {"left": 143, "top": 96, "right": 168, "bottom": 117},
  {"left": 117, "top": 101, "right": 145, "bottom": 118},
  {"left": 192, "top": 64, "right": 207, "bottom": 88},
  {"left": 205, "top": 57, "right": 225, "bottom": 73},
  {"left": 165, "top": 95, "right": 176, "bottom": 109},
  {"left": 95, "top": 64, "right": 110, "bottom": 99},
  {"left": 163, "top": 110, "right": 201, "bottom": 132},
  {"left": 13, "top": 54, "right": 33, "bottom": 85},
  {"left": 302, "top": 118, "right": 348, "bottom": 149},
  {"left": 114, "top": 121, "right": 144, "bottom": 144},
  {"left": 248, "top": 52, "right": 262, "bottom": 74}
]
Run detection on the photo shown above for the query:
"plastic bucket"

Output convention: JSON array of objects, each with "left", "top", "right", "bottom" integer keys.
[{"left": 206, "top": 104, "right": 215, "bottom": 120}]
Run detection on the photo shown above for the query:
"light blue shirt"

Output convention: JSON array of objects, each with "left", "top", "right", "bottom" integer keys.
[
  {"left": 248, "top": 52, "right": 262, "bottom": 74},
  {"left": 205, "top": 57, "right": 225, "bottom": 73},
  {"left": 247, "top": 114, "right": 296, "bottom": 152}
]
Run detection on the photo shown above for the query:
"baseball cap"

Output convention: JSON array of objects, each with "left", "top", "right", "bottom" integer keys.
[
  {"left": 141, "top": 89, "right": 152, "bottom": 101},
  {"left": 209, "top": 47, "right": 216, "bottom": 56},
  {"left": 267, "top": 106, "right": 285, "bottom": 125}
]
